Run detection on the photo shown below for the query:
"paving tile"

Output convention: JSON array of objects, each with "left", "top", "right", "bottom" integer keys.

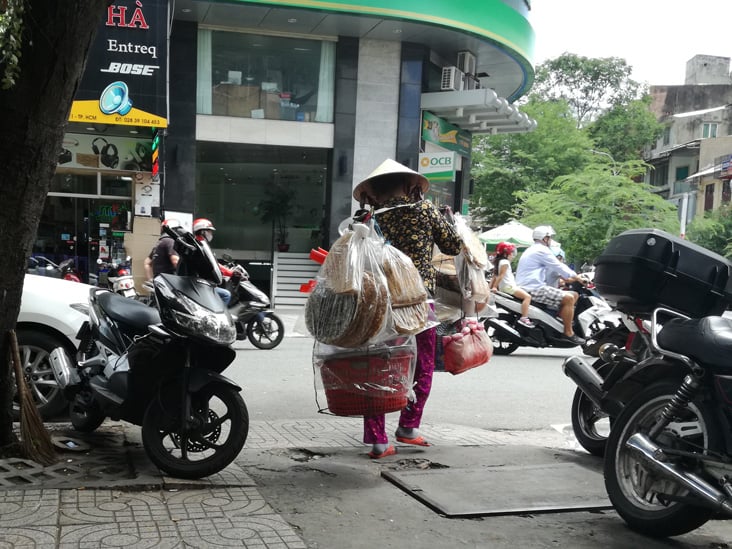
[
  {"left": 164, "top": 486, "right": 272, "bottom": 520},
  {"left": 0, "top": 525, "right": 58, "bottom": 546},
  {"left": 59, "top": 521, "right": 182, "bottom": 548},
  {"left": 59, "top": 489, "right": 168, "bottom": 525},
  {"left": 175, "top": 515, "right": 307, "bottom": 548},
  {"left": 0, "top": 489, "right": 58, "bottom": 527}
]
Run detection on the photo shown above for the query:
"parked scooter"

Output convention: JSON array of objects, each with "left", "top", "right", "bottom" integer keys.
[
  {"left": 49, "top": 224, "right": 249, "bottom": 479},
  {"left": 484, "top": 279, "right": 621, "bottom": 355},
  {"left": 58, "top": 258, "right": 82, "bottom": 283},
  {"left": 220, "top": 254, "right": 284, "bottom": 349},
  {"left": 91, "top": 256, "right": 136, "bottom": 298}
]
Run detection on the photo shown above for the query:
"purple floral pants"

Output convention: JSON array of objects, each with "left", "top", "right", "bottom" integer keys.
[{"left": 362, "top": 326, "right": 436, "bottom": 444}]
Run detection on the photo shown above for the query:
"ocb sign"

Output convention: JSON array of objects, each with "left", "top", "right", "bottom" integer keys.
[{"left": 418, "top": 152, "right": 457, "bottom": 182}]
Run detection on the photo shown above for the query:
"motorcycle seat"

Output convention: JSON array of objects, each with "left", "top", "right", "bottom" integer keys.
[
  {"left": 98, "top": 291, "right": 162, "bottom": 331},
  {"left": 657, "top": 316, "right": 732, "bottom": 369}
]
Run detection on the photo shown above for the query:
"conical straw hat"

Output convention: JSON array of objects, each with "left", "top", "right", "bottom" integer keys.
[{"left": 353, "top": 158, "right": 429, "bottom": 203}]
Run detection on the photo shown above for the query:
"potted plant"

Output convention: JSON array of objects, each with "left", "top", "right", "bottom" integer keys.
[{"left": 259, "top": 185, "right": 295, "bottom": 252}]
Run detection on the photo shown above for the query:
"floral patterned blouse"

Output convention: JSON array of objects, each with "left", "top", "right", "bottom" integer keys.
[{"left": 375, "top": 197, "right": 462, "bottom": 293}]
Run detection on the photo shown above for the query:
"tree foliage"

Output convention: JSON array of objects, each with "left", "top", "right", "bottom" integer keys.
[
  {"left": 532, "top": 53, "right": 643, "bottom": 127},
  {"left": 0, "top": 0, "right": 24, "bottom": 89},
  {"left": 470, "top": 99, "right": 595, "bottom": 226},
  {"left": 588, "top": 96, "right": 664, "bottom": 163},
  {"left": 516, "top": 163, "right": 679, "bottom": 265},
  {"left": 686, "top": 203, "right": 732, "bottom": 259}
]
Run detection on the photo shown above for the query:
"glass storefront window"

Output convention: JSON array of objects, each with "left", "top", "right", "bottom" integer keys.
[
  {"left": 196, "top": 142, "right": 328, "bottom": 254},
  {"left": 50, "top": 173, "right": 97, "bottom": 194},
  {"left": 101, "top": 174, "right": 132, "bottom": 197},
  {"left": 197, "top": 29, "right": 335, "bottom": 123}
]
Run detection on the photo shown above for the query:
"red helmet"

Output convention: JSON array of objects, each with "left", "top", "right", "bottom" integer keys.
[
  {"left": 193, "top": 218, "right": 216, "bottom": 233},
  {"left": 496, "top": 242, "right": 517, "bottom": 256}
]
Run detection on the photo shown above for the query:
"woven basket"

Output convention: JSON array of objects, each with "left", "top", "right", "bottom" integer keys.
[{"left": 320, "top": 351, "right": 413, "bottom": 416}]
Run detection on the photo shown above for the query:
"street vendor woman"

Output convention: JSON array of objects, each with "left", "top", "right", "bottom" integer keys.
[{"left": 353, "top": 158, "right": 463, "bottom": 458}]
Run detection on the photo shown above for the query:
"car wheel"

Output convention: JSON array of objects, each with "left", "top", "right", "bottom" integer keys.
[{"left": 12, "top": 330, "right": 69, "bottom": 420}]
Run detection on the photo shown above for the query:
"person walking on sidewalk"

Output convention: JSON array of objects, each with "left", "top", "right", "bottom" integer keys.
[
  {"left": 515, "top": 226, "right": 585, "bottom": 345},
  {"left": 353, "top": 158, "right": 463, "bottom": 459},
  {"left": 491, "top": 241, "right": 533, "bottom": 327}
]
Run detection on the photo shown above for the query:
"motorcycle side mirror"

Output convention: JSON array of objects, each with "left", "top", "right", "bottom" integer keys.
[
  {"left": 97, "top": 258, "right": 104, "bottom": 265},
  {"left": 222, "top": 253, "right": 233, "bottom": 262}
]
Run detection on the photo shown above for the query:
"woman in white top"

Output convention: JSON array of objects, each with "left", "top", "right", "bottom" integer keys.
[{"left": 491, "top": 241, "right": 533, "bottom": 327}]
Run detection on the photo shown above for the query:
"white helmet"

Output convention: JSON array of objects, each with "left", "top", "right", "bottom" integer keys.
[{"left": 532, "top": 225, "right": 556, "bottom": 241}]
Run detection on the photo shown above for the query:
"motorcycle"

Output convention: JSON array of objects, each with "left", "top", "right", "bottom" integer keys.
[
  {"left": 58, "top": 258, "right": 82, "bottom": 283},
  {"left": 484, "top": 279, "right": 621, "bottom": 356},
  {"left": 565, "top": 311, "right": 653, "bottom": 456},
  {"left": 91, "top": 256, "right": 136, "bottom": 298},
  {"left": 597, "top": 307, "right": 732, "bottom": 537},
  {"left": 27, "top": 256, "right": 81, "bottom": 282},
  {"left": 48, "top": 224, "right": 249, "bottom": 479},
  {"left": 220, "top": 254, "right": 284, "bottom": 349}
]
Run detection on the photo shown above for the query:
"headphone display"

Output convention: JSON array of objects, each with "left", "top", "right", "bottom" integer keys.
[{"left": 92, "top": 137, "right": 119, "bottom": 169}]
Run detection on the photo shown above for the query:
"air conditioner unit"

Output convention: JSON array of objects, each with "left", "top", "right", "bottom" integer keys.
[
  {"left": 464, "top": 74, "right": 480, "bottom": 90},
  {"left": 457, "top": 51, "right": 477, "bottom": 75},
  {"left": 441, "top": 66, "right": 465, "bottom": 91}
]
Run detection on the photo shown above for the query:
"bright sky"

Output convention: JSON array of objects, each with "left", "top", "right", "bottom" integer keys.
[{"left": 529, "top": 1, "right": 732, "bottom": 85}]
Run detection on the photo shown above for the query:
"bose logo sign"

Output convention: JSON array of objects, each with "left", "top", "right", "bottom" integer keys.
[{"left": 101, "top": 62, "right": 160, "bottom": 76}]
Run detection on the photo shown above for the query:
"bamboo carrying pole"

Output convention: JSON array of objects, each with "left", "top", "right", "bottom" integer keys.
[{"left": 9, "top": 329, "right": 56, "bottom": 465}]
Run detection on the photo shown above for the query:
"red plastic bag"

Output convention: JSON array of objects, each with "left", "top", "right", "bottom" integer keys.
[{"left": 442, "top": 319, "right": 493, "bottom": 375}]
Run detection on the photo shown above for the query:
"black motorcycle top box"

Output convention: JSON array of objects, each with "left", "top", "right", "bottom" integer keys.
[{"left": 594, "top": 228, "right": 732, "bottom": 316}]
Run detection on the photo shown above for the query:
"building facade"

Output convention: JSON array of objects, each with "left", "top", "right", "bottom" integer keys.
[
  {"left": 644, "top": 55, "right": 732, "bottom": 231},
  {"left": 42, "top": 0, "right": 537, "bottom": 301}
]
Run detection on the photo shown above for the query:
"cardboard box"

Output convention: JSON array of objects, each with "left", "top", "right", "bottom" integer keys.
[
  {"left": 260, "top": 91, "right": 281, "bottom": 119},
  {"left": 227, "top": 85, "right": 260, "bottom": 117},
  {"left": 211, "top": 84, "right": 260, "bottom": 117}
]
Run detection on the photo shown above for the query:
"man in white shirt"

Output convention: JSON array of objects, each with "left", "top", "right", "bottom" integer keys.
[{"left": 515, "top": 226, "right": 586, "bottom": 345}]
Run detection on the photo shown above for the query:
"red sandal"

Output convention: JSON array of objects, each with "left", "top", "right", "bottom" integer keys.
[
  {"left": 368, "top": 445, "right": 397, "bottom": 459},
  {"left": 396, "top": 435, "right": 431, "bottom": 447}
]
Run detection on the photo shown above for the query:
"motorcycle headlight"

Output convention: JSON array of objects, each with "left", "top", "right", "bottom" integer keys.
[{"left": 169, "top": 293, "right": 236, "bottom": 345}]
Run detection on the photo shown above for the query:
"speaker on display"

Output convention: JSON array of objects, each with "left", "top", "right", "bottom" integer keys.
[{"left": 99, "top": 81, "right": 133, "bottom": 116}]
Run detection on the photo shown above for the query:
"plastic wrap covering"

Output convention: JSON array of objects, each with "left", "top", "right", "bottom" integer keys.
[
  {"left": 313, "top": 337, "right": 417, "bottom": 416},
  {"left": 454, "top": 252, "right": 491, "bottom": 303},
  {"left": 382, "top": 244, "right": 431, "bottom": 335},
  {"left": 453, "top": 213, "right": 488, "bottom": 269},
  {"left": 441, "top": 319, "right": 493, "bottom": 375},
  {"left": 305, "top": 223, "right": 390, "bottom": 347}
]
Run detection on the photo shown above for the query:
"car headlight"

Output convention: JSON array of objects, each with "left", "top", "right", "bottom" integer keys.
[{"left": 170, "top": 293, "right": 236, "bottom": 345}]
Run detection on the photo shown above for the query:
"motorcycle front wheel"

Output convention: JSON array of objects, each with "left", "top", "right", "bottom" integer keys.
[
  {"left": 604, "top": 380, "right": 722, "bottom": 537},
  {"left": 142, "top": 383, "right": 249, "bottom": 479},
  {"left": 247, "top": 312, "right": 284, "bottom": 349},
  {"left": 570, "top": 359, "right": 612, "bottom": 457}
]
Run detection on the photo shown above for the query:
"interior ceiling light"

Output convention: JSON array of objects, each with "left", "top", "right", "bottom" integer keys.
[
  {"left": 393, "top": 28, "right": 402, "bottom": 33},
  {"left": 288, "top": 18, "right": 297, "bottom": 23},
  {"left": 181, "top": 8, "right": 191, "bottom": 13}
]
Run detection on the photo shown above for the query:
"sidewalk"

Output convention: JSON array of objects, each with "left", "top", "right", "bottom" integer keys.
[{"left": 1, "top": 418, "right": 730, "bottom": 548}]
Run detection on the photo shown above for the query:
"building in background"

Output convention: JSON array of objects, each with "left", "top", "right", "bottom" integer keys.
[
  {"left": 45, "top": 0, "right": 538, "bottom": 304},
  {"left": 644, "top": 54, "right": 732, "bottom": 233}
]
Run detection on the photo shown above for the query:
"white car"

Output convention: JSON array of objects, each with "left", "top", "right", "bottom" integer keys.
[{"left": 15, "top": 274, "right": 91, "bottom": 418}]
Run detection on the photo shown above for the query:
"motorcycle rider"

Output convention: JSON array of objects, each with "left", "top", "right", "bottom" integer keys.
[
  {"left": 515, "top": 226, "right": 586, "bottom": 345},
  {"left": 144, "top": 218, "right": 180, "bottom": 279},
  {"left": 192, "top": 217, "right": 232, "bottom": 305}
]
